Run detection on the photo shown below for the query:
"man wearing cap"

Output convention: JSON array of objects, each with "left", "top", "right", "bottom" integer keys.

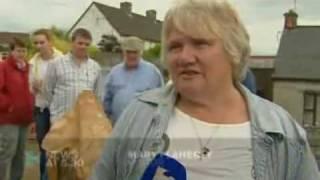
[{"left": 103, "top": 36, "right": 163, "bottom": 124}]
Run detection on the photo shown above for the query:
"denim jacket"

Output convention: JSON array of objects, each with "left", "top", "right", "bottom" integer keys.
[{"left": 91, "top": 84, "right": 320, "bottom": 180}]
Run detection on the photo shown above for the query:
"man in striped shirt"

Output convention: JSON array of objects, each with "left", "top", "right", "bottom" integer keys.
[{"left": 43, "top": 28, "right": 101, "bottom": 123}]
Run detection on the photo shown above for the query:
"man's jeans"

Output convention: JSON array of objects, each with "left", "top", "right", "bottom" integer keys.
[
  {"left": 34, "top": 107, "right": 50, "bottom": 180},
  {"left": 0, "top": 125, "right": 28, "bottom": 180}
]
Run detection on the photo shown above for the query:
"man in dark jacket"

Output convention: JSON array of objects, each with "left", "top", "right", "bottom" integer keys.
[{"left": 0, "top": 38, "right": 34, "bottom": 180}]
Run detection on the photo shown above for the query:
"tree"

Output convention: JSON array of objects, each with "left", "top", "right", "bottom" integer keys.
[
  {"left": 98, "top": 34, "right": 121, "bottom": 52},
  {"left": 88, "top": 46, "right": 100, "bottom": 60},
  {"left": 143, "top": 44, "right": 161, "bottom": 61},
  {"left": 0, "top": 45, "right": 7, "bottom": 51},
  {"left": 51, "top": 26, "right": 69, "bottom": 40},
  {"left": 50, "top": 26, "right": 71, "bottom": 53}
]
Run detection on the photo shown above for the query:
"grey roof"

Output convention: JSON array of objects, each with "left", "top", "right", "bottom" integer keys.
[
  {"left": 71, "top": 2, "right": 162, "bottom": 42},
  {"left": 273, "top": 26, "right": 320, "bottom": 81},
  {"left": 0, "top": 32, "right": 29, "bottom": 45}
]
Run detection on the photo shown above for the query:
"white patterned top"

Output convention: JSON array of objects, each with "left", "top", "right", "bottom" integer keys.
[{"left": 43, "top": 53, "right": 101, "bottom": 122}]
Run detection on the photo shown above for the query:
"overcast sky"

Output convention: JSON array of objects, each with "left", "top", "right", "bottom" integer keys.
[{"left": 0, "top": 0, "right": 319, "bottom": 55}]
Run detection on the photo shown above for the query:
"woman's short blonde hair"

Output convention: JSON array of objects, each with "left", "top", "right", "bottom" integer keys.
[{"left": 161, "top": 0, "right": 250, "bottom": 81}]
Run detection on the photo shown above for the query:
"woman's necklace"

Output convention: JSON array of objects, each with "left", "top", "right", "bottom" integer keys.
[{"left": 188, "top": 116, "right": 220, "bottom": 160}]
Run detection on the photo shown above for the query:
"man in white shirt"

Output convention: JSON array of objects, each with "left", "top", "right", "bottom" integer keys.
[
  {"left": 43, "top": 28, "right": 101, "bottom": 123},
  {"left": 29, "top": 28, "right": 63, "bottom": 180},
  {"left": 42, "top": 28, "right": 101, "bottom": 179}
]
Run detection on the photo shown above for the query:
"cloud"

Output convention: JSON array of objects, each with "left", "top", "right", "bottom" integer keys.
[
  {"left": 247, "top": 19, "right": 283, "bottom": 55},
  {"left": 228, "top": 0, "right": 320, "bottom": 54},
  {"left": 0, "top": 0, "right": 91, "bottom": 32}
]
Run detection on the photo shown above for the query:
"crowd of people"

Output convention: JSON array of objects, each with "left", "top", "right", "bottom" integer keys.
[
  {"left": 0, "top": 26, "right": 164, "bottom": 179},
  {"left": 0, "top": 0, "right": 319, "bottom": 179}
]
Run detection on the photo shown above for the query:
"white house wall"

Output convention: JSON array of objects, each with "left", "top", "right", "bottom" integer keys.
[
  {"left": 273, "top": 81, "right": 320, "bottom": 124},
  {"left": 70, "top": 4, "right": 121, "bottom": 45},
  {"left": 248, "top": 58, "right": 274, "bottom": 69}
]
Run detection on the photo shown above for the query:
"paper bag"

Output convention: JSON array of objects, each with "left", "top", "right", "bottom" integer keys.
[{"left": 43, "top": 90, "right": 112, "bottom": 180}]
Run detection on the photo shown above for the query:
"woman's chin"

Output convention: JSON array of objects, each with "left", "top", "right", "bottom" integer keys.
[{"left": 175, "top": 81, "right": 204, "bottom": 95}]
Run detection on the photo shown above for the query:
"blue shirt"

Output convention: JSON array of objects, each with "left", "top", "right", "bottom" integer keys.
[
  {"left": 242, "top": 69, "right": 257, "bottom": 94},
  {"left": 103, "top": 60, "right": 163, "bottom": 123}
]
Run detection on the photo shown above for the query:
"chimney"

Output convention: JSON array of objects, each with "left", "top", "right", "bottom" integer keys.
[
  {"left": 120, "top": 2, "right": 132, "bottom": 14},
  {"left": 146, "top": 10, "right": 157, "bottom": 22},
  {"left": 284, "top": 9, "right": 298, "bottom": 30}
]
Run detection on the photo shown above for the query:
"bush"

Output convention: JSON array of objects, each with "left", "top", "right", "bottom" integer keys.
[
  {"left": 53, "top": 36, "right": 70, "bottom": 54},
  {"left": 143, "top": 44, "right": 161, "bottom": 61},
  {"left": 88, "top": 46, "right": 99, "bottom": 58}
]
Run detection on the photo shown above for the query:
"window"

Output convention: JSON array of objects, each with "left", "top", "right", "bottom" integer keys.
[{"left": 303, "top": 91, "right": 320, "bottom": 128}]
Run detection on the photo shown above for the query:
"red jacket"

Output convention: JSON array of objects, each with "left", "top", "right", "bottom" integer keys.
[{"left": 0, "top": 56, "right": 34, "bottom": 125}]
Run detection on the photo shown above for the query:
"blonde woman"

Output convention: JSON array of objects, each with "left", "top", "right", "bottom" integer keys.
[{"left": 92, "top": 0, "right": 319, "bottom": 179}]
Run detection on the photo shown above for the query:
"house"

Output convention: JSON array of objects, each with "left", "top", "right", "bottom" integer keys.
[
  {"left": 0, "top": 32, "right": 29, "bottom": 46},
  {"left": 0, "top": 32, "right": 29, "bottom": 60},
  {"left": 68, "top": 1, "right": 162, "bottom": 50},
  {"left": 248, "top": 55, "right": 275, "bottom": 100},
  {"left": 273, "top": 10, "right": 320, "bottom": 158}
]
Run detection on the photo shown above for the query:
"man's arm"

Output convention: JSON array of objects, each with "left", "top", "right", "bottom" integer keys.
[
  {"left": 0, "top": 63, "right": 10, "bottom": 112},
  {"left": 42, "top": 61, "right": 58, "bottom": 107},
  {"left": 28, "top": 62, "right": 34, "bottom": 94},
  {"left": 93, "top": 66, "right": 103, "bottom": 101},
  {"left": 103, "top": 73, "right": 113, "bottom": 117},
  {"left": 153, "top": 65, "right": 164, "bottom": 87},
  {"left": 242, "top": 69, "right": 257, "bottom": 94}
]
